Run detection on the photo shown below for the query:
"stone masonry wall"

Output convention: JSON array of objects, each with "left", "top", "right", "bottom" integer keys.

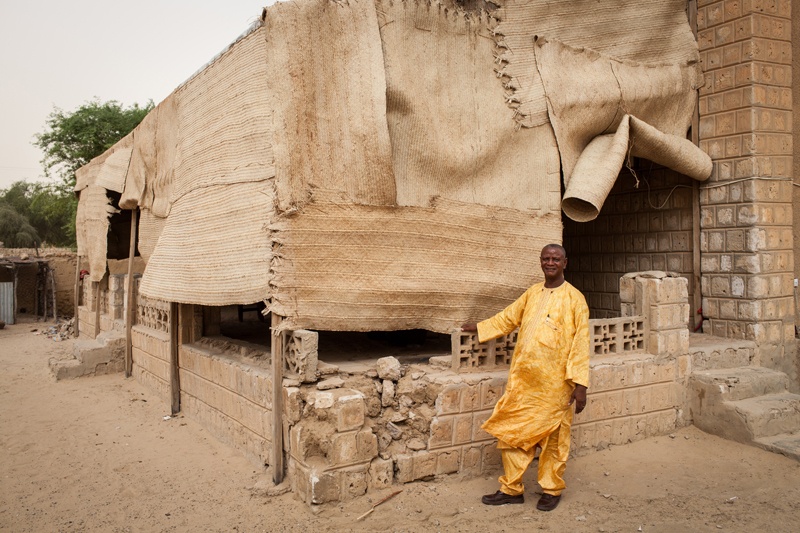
[
  {"left": 696, "top": 0, "right": 796, "bottom": 384},
  {"left": 180, "top": 344, "right": 274, "bottom": 467},
  {"left": 285, "top": 272, "right": 692, "bottom": 504},
  {"left": 564, "top": 166, "right": 696, "bottom": 321}
]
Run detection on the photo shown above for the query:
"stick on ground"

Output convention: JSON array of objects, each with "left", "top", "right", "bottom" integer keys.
[{"left": 356, "top": 490, "right": 403, "bottom": 521}]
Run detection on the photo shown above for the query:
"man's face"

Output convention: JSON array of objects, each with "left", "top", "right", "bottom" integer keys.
[{"left": 540, "top": 246, "right": 567, "bottom": 280}]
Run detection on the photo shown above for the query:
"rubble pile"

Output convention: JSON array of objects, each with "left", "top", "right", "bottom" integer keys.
[{"left": 42, "top": 318, "right": 75, "bottom": 341}]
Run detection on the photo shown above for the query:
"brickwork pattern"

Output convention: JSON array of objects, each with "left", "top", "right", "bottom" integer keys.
[
  {"left": 696, "top": 0, "right": 794, "bottom": 377},
  {"left": 179, "top": 344, "right": 274, "bottom": 466},
  {"left": 564, "top": 167, "right": 696, "bottom": 319}
]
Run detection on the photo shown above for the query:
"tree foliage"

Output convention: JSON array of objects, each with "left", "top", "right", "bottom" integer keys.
[
  {"left": 0, "top": 204, "right": 40, "bottom": 248},
  {"left": 34, "top": 98, "right": 153, "bottom": 187},
  {"left": 0, "top": 181, "right": 77, "bottom": 248}
]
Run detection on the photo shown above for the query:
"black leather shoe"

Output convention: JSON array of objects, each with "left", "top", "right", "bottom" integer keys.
[
  {"left": 481, "top": 490, "right": 525, "bottom": 505},
  {"left": 536, "top": 493, "right": 561, "bottom": 511}
]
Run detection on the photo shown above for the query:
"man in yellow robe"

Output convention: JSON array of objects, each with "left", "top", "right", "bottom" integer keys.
[{"left": 462, "top": 244, "right": 589, "bottom": 511}]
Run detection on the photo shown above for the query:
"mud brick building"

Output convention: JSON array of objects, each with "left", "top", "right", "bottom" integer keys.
[{"left": 61, "top": 0, "right": 800, "bottom": 504}]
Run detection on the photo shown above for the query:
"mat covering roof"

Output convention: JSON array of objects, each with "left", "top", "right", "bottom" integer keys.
[{"left": 74, "top": 0, "right": 711, "bottom": 332}]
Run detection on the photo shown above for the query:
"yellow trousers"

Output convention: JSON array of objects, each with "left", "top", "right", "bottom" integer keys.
[{"left": 497, "top": 423, "right": 570, "bottom": 497}]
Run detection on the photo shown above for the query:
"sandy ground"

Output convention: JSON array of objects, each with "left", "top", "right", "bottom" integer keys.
[{"left": 2, "top": 319, "right": 800, "bottom": 533}]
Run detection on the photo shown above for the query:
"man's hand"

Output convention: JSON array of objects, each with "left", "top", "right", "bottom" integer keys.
[
  {"left": 569, "top": 384, "right": 587, "bottom": 414},
  {"left": 461, "top": 323, "right": 477, "bottom": 332}
]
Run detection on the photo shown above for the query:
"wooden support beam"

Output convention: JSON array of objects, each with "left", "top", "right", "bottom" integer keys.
[
  {"left": 689, "top": 0, "right": 703, "bottom": 331},
  {"left": 270, "top": 312, "right": 284, "bottom": 485},
  {"left": 125, "top": 209, "right": 138, "bottom": 378},
  {"left": 94, "top": 279, "right": 102, "bottom": 339},
  {"left": 169, "top": 302, "right": 181, "bottom": 415},
  {"left": 49, "top": 267, "right": 57, "bottom": 323},
  {"left": 73, "top": 257, "right": 81, "bottom": 338}
]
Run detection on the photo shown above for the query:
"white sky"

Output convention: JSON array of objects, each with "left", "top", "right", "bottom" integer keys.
[{"left": 0, "top": 1, "right": 276, "bottom": 189}]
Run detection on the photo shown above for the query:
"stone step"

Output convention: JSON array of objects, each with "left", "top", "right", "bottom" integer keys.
[
  {"left": 754, "top": 432, "right": 800, "bottom": 462},
  {"left": 49, "top": 332, "right": 125, "bottom": 380},
  {"left": 688, "top": 333, "right": 755, "bottom": 371},
  {"left": 690, "top": 366, "right": 789, "bottom": 401},
  {"left": 731, "top": 392, "right": 800, "bottom": 439}
]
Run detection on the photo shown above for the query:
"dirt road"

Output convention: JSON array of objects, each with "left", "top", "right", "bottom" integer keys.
[{"left": 2, "top": 319, "right": 799, "bottom": 532}]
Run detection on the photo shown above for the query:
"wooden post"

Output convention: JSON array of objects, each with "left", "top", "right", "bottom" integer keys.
[
  {"left": 73, "top": 257, "right": 81, "bottom": 337},
  {"left": 125, "top": 209, "right": 138, "bottom": 378},
  {"left": 42, "top": 265, "right": 48, "bottom": 322},
  {"left": 270, "top": 311, "right": 284, "bottom": 484},
  {"left": 169, "top": 302, "right": 181, "bottom": 415},
  {"left": 49, "top": 267, "right": 57, "bottom": 323},
  {"left": 94, "top": 278, "right": 102, "bottom": 339},
  {"left": 689, "top": 0, "right": 703, "bottom": 331}
]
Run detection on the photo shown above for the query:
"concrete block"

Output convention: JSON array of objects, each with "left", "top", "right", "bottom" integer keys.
[
  {"left": 436, "top": 449, "right": 460, "bottom": 475},
  {"left": 286, "top": 329, "right": 318, "bottom": 383},
  {"left": 460, "top": 385, "right": 479, "bottom": 412},
  {"left": 435, "top": 385, "right": 462, "bottom": 415},
  {"left": 329, "top": 429, "right": 377, "bottom": 467},
  {"left": 369, "top": 458, "right": 394, "bottom": 490},
  {"left": 339, "top": 465, "right": 369, "bottom": 500},
  {"left": 283, "top": 387, "right": 303, "bottom": 424},
  {"left": 481, "top": 444, "right": 502, "bottom": 472},
  {"left": 480, "top": 379, "right": 505, "bottom": 409},
  {"left": 472, "top": 410, "right": 494, "bottom": 442},
  {"left": 428, "top": 416, "right": 454, "bottom": 449},
  {"left": 334, "top": 391, "right": 365, "bottom": 432},
  {"left": 453, "top": 414, "right": 473, "bottom": 445},
  {"left": 460, "top": 445, "right": 483, "bottom": 476}
]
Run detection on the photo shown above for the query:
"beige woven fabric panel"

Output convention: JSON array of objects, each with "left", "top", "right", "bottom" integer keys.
[
  {"left": 169, "top": 27, "right": 273, "bottom": 208},
  {"left": 75, "top": 185, "right": 116, "bottom": 283},
  {"left": 270, "top": 199, "right": 561, "bottom": 333},
  {"left": 136, "top": 207, "right": 166, "bottom": 264},
  {"left": 562, "top": 116, "right": 712, "bottom": 222},
  {"left": 74, "top": 156, "right": 102, "bottom": 193},
  {"left": 495, "top": 0, "right": 699, "bottom": 128},
  {"left": 264, "top": 0, "right": 395, "bottom": 212},
  {"left": 120, "top": 109, "right": 157, "bottom": 210},
  {"left": 535, "top": 38, "right": 702, "bottom": 185},
  {"left": 139, "top": 181, "right": 273, "bottom": 306},
  {"left": 377, "top": 0, "right": 560, "bottom": 213},
  {"left": 149, "top": 95, "right": 178, "bottom": 218},
  {"left": 94, "top": 132, "right": 134, "bottom": 194}
]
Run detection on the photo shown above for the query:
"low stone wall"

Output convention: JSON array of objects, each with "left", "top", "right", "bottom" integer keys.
[
  {"left": 180, "top": 344, "right": 274, "bottom": 467},
  {"left": 131, "top": 325, "right": 171, "bottom": 403}
]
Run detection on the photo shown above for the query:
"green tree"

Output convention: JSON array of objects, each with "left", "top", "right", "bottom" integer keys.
[
  {"left": 0, "top": 204, "right": 40, "bottom": 248},
  {"left": 0, "top": 181, "right": 76, "bottom": 248},
  {"left": 34, "top": 98, "right": 153, "bottom": 188}
]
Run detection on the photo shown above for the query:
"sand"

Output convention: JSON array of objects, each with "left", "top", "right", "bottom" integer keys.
[{"left": 2, "top": 318, "right": 799, "bottom": 532}]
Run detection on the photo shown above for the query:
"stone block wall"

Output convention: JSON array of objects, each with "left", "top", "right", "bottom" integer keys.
[
  {"left": 180, "top": 344, "right": 274, "bottom": 467},
  {"left": 620, "top": 272, "right": 691, "bottom": 357},
  {"left": 131, "top": 325, "right": 172, "bottom": 403},
  {"left": 697, "top": 0, "right": 796, "bottom": 384},
  {"left": 563, "top": 166, "right": 696, "bottom": 320},
  {"left": 572, "top": 353, "right": 691, "bottom": 454}
]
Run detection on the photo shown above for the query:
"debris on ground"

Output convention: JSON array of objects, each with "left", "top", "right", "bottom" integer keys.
[{"left": 41, "top": 318, "right": 75, "bottom": 341}]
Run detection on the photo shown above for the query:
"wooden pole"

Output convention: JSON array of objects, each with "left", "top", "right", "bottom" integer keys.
[
  {"left": 689, "top": 0, "right": 703, "bottom": 331},
  {"left": 12, "top": 264, "right": 18, "bottom": 325},
  {"left": 94, "top": 279, "right": 102, "bottom": 339},
  {"left": 169, "top": 302, "right": 181, "bottom": 415},
  {"left": 49, "top": 266, "right": 57, "bottom": 323},
  {"left": 270, "top": 311, "right": 284, "bottom": 484},
  {"left": 42, "top": 264, "right": 48, "bottom": 322},
  {"left": 125, "top": 209, "right": 138, "bottom": 378},
  {"left": 73, "top": 257, "right": 81, "bottom": 337}
]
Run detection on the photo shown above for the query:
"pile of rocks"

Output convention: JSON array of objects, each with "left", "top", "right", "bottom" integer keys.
[{"left": 42, "top": 318, "right": 74, "bottom": 341}]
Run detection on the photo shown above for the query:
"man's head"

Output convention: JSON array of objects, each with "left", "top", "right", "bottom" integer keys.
[{"left": 540, "top": 244, "right": 567, "bottom": 286}]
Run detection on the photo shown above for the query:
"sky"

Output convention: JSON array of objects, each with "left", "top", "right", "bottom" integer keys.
[{"left": 0, "top": 1, "right": 276, "bottom": 189}]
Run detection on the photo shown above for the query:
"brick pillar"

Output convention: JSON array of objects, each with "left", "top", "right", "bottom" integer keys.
[
  {"left": 696, "top": 0, "right": 795, "bottom": 380},
  {"left": 620, "top": 272, "right": 690, "bottom": 357}
]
